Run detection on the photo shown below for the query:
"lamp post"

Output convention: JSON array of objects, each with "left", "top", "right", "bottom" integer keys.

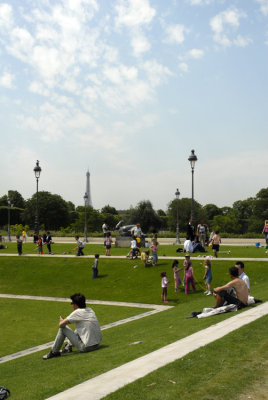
[
  {"left": 175, "top": 188, "right": 180, "bottom": 244},
  {"left": 33, "top": 160, "right": 41, "bottom": 236},
  {"left": 188, "top": 149, "right": 197, "bottom": 225},
  {"left": 84, "top": 192, "right": 88, "bottom": 243},
  {"left": 7, "top": 194, "right": 11, "bottom": 242}
]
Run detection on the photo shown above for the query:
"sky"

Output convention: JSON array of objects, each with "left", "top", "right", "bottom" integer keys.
[{"left": 0, "top": 0, "right": 267, "bottom": 212}]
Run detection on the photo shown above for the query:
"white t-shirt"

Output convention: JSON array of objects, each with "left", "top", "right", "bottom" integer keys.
[
  {"left": 67, "top": 308, "right": 102, "bottom": 347},
  {"left": 184, "top": 239, "right": 193, "bottom": 253},
  {"left": 239, "top": 272, "right": 250, "bottom": 290},
  {"left": 131, "top": 239, "right": 137, "bottom": 249}
]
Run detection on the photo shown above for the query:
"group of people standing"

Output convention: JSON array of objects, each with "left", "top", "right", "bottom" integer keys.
[{"left": 161, "top": 254, "right": 254, "bottom": 307}]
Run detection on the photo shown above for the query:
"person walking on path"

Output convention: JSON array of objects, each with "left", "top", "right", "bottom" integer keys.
[
  {"left": 184, "top": 254, "right": 196, "bottom": 294},
  {"left": 161, "top": 271, "right": 169, "bottom": 303},
  {"left": 211, "top": 231, "right": 221, "bottom": 258},
  {"left": 203, "top": 257, "right": 212, "bottom": 295},
  {"left": 16, "top": 235, "right": 23, "bottom": 255},
  {"left": 42, "top": 293, "right": 102, "bottom": 359}
]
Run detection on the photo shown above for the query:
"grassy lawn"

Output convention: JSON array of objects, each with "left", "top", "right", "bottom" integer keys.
[
  {"left": 103, "top": 315, "right": 268, "bottom": 400},
  {"left": 1, "top": 241, "right": 268, "bottom": 259},
  {"left": 0, "top": 298, "right": 151, "bottom": 357},
  {"left": 0, "top": 254, "right": 267, "bottom": 399}
]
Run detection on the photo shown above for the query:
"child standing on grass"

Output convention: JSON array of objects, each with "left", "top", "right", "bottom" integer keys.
[
  {"left": 212, "top": 230, "right": 221, "bottom": 258},
  {"left": 16, "top": 235, "right": 23, "bottom": 255},
  {"left": 92, "top": 254, "right": 99, "bottom": 279},
  {"left": 104, "top": 232, "right": 113, "bottom": 256},
  {"left": 184, "top": 254, "right": 196, "bottom": 294},
  {"left": 37, "top": 235, "right": 43, "bottom": 255},
  {"left": 203, "top": 257, "right": 212, "bottom": 295},
  {"left": 150, "top": 239, "right": 158, "bottom": 266},
  {"left": 141, "top": 250, "right": 150, "bottom": 267},
  {"left": 161, "top": 271, "right": 169, "bottom": 303},
  {"left": 172, "top": 260, "right": 182, "bottom": 292}
]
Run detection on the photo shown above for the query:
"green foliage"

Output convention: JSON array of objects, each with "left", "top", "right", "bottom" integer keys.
[
  {"left": 127, "top": 200, "right": 162, "bottom": 233},
  {"left": 167, "top": 197, "right": 205, "bottom": 231},
  {"left": 22, "top": 191, "right": 70, "bottom": 230}
]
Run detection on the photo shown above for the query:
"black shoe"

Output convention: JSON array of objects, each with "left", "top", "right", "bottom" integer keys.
[
  {"left": 61, "top": 344, "right": 73, "bottom": 354},
  {"left": 42, "top": 350, "right": 61, "bottom": 360},
  {"left": 254, "top": 298, "right": 262, "bottom": 304}
]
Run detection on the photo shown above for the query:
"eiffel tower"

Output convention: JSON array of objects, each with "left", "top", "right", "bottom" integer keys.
[{"left": 85, "top": 170, "right": 93, "bottom": 207}]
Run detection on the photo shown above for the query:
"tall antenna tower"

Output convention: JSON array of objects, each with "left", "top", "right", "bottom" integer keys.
[{"left": 85, "top": 170, "right": 93, "bottom": 207}]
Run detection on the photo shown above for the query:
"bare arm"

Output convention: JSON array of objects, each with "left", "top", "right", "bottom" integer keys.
[{"left": 59, "top": 316, "right": 69, "bottom": 328}]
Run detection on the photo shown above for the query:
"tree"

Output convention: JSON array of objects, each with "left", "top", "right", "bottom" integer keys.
[
  {"left": 101, "top": 205, "right": 118, "bottom": 215},
  {"left": 212, "top": 214, "right": 241, "bottom": 233},
  {"left": 127, "top": 200, "right": 162, "bottom": 233},
  {"left": 253, "top": 188, "right": 268, "bottom": 220},
  {"left": 7, "top": 190, "right": 25, "bottom": 208},
  {"left": 22, "top": 191, "right": 70, "bottom": 230},
  {"left": 203, "top": 203, "right": 222, "bottom": 221},
  {"left": 167, "top": 198, "right": 205, "bottom": 232},
  {"left": 73, "top": 206, "right": 103, "bottom": 232}
]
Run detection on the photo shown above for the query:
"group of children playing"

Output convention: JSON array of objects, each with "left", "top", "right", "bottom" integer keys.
[{"left": 160, "top": 254, "right": 212, "bottom": 303}]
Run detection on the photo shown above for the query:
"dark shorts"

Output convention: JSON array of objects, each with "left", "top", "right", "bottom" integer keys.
[
  {"left": 215, "top": 290, "right": 246, "bottom": 309},
  {"left": 212, "top": 244, "right": 219, "bottom": 251},
  {"left": 106, "top": 245, "right": 111, "bottom": 249}
]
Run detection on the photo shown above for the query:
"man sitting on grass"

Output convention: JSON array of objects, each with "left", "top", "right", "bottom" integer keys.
[
  {"left": 213, "top": 266, "right": 248, "bottom": 309},
  {"left": 43, "top": 293, "right": 102, "bottom": 360}
]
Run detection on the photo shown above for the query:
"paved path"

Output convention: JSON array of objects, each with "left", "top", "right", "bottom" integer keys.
[
  {"left": 45, "top": 302, "right": 268, "bottom": 400},
  {"left": 0, "top": 295, "right": 172, "bottom": 364}
]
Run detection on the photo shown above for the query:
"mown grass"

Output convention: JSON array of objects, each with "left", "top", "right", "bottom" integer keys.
[
  {"left": 1, "top": 241, "right": 268, "bottom": 259},
  {"left": 0, "top": 254, "right": 267, "bottom": 399},
  {"left": 104, "top": 315, "right": 268, "bottom": 400},
  {"left": 0, "top": 298, "right": 150, "bottom": 357}
]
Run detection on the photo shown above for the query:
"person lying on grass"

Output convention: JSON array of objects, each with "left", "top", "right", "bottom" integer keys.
[
  {"left": 43, "top": 293, "right": 102, "bottom": 360},
  {"left": 213, "top": 266, "right": 248, "bottom": 309}
]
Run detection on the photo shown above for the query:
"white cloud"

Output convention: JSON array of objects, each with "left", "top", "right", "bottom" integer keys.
[
  {"left": 233, "top": 34, "right": 252, "bottom": 47},
  {"left": 187, "top": 48, "right": 204, "bottom": 59},
  {"left": 115, "top": 0, "right": 156, "bottom": 28},
  {"left": 131, "top": 31, "right": 151, "bottom": 56},
  {"left": 164, "top": 24, "right": 188, "bottom": 44},
  {"left": 256, "top": 0, "right": 268, "bottom": 16},
  {"left": 0, "top": 3, "right": 13, "bottom": 28},
  {"left": 210, "top": 8, "right": 247, "bottom": 47},
  {"left": 179, "top": 62, "right": 189, "bottom": 73},
  {"left": 187, "top": 0, "right": 213, "bottom": 5},
  {"left": 0, "top": 71, "right": 15, "bottom": 89},
  {"left": 142, "top": 60, "right": 172, "bottom": 87}
]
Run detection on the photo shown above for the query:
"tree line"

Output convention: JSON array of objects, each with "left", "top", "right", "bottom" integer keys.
[{"left": 0, "top": 188, "right": 267, "bottom": 234}]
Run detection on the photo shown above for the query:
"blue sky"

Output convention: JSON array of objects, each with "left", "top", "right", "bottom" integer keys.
[{"left": 0, "top": 0, "right": 267, "bottom": 211}]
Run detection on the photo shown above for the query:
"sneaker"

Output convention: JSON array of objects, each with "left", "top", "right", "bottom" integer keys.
[
  {"left": 61, "top": 344, "right": 72, "bottom": 354},
  {"left": 164, "top": 300, "right": 168, "bottom": 303},
  {"left": 42, "top": 351, "right": 61, "bottom": 360},
  {"left": 204, "top": 290, "right": 208, "bottom": 294},
  {"left": 206, "top": 291, "right": 212, "bottom": 296}
]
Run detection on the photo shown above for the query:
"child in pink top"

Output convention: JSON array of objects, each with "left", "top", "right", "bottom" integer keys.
[
  {"left": 172, "top": 260, "right": 182, "bottom": 292},
  {"left": 161, "top": 271, "right": 169, "bottom": 303},
  {"left": 184, "top": 254, "right": 196, "bottom": 294}
]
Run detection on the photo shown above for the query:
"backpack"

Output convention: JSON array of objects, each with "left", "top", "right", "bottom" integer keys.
[{"left": 0, "top": 386, "right": 10, "bottom": 399}]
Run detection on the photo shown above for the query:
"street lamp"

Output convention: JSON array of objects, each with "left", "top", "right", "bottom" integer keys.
[
  {"left": 175, "top": 188, "right": 180, "bottom": 244},
  {"left": 7, "top": 194, "right": 12, "bottom": 242},
  {"left": 84, "top": 192, "right": 88, "bottom": 243},
  {"left": 33, "top": 160, "right": 41, "bottom": 236},
  {"left": 188, "top": 149, "right": 197, "bottom": 225}
]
